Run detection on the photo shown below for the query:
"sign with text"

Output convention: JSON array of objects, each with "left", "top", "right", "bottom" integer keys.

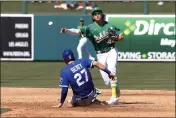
[
  {"left": 0, "top": 14, "right": 34, "bottom": 61},
  {"left": 106, "top": 15, "right": 175, "bottom": 61}
]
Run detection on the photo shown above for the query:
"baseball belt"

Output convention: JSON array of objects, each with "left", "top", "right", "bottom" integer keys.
[{"left": 96, "top": 46, "right": 115, "bottom": 54}]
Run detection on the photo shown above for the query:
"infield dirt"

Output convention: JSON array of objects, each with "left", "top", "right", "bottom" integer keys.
[{"left": 1, "top": 87, "right": 175, "bottom": 117}]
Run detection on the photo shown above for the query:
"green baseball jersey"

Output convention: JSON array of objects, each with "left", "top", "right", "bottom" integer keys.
[
  {"left": 77, "top": 25, "right": 87, "bottom": 37},
  {"left": 83, "top": 21, "right": 121, "bottom": 52}
]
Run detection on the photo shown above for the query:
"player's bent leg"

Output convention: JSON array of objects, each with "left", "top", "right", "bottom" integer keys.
[
  {"left": 79, "top": 37, "right": 95, "bottom": 60},
  {"left": 97, "top": 53, "right": 111, "bottom": 87},
  {"left": 106, "top": 48, "right": 120, "bottom": 105},
  {"left": 83, "top": 45, "right": 95, "bottom": 60},
  {"left": 106, "top": 78, "right": 119, "bottom": 105},
  {"left": 77, "top": 37, "right": 87, "bottom": 59},
  {"left": 76, "top": 89, "right": 98, "bottom": 106},
  {"left": 99, "top": 70, "right": 111, "bottom": 86},
  {"left": 95, "top": 88, "right": 102, "bottom": 95},
  {"left": 77, "top": 43, "right": 83, "bottom": 59},
  {"left": 68, "top": 95, "right": 78, "bottom": 107}
]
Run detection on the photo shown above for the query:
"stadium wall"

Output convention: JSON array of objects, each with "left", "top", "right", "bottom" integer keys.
[{"left": 1, "top": 14, "right": 175, "bottom": 61}]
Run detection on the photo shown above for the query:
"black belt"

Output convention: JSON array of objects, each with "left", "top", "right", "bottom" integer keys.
[{"left": 96, "top": 46, "right": 115, "bottom": 54}]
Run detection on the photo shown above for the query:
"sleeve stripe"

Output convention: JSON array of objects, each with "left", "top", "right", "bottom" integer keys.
[{"left": 59, "top": 85, "right": 68, "bottom": 87}]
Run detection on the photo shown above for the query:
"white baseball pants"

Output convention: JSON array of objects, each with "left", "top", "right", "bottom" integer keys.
[
  {"left": 77, "top": 37, "right": 94, "bottom": 60},
  {"left": 96, "top": 48, "right": 120, "bottom": 97},
  {"left": 67, "top": 29, "right": 94, "bottom": 60}
]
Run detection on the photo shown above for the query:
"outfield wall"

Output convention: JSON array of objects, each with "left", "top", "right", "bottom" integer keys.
[{"left": 0, "top": 14, "right": 175, "bottom": 61}]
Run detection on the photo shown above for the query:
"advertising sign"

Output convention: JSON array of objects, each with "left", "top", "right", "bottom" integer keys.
[
  {"left": 106, "top": 15, "right": 175, "bottom": 61},
  {"left": 0, "top": 14, "right": 34, "bottom": 61}
]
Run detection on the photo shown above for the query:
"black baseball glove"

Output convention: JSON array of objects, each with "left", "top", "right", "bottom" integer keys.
[{"left": 108, "top": 27, "right": 120, "bottom": 41}]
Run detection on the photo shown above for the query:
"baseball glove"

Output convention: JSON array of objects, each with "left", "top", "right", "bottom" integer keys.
[{"left": 108, "top": 27, "right": 120, "bottom": 41}]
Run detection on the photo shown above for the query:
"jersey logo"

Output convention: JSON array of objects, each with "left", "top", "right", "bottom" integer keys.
[
  {"left": 93, "top": 31, "right": 109, "bottom": 43},
  {"left": 60, "top": 77, "right": 63, "bottom": 85}
]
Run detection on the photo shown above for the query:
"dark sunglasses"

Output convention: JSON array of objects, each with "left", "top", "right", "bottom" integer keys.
[{"left": 93, "top": 11, "right": 102, "bottom": 16}]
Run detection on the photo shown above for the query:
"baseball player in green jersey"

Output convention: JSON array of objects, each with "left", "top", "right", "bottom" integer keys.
[
  {"left": 87, "top": 7, "right": 123, "bottom": 105},
  {"left": 60, "top": 18, "right": 94, "bottom": 60},
  {"left": 60, "top": 7, "right": 123, "bottom": 105}
]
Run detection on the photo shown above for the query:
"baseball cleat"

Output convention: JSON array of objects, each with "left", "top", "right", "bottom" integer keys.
[
  {"left": 95, "top": 88, "right": 102, "bottom": 95},
  {"left": 106, "top": 96, "right": 119, "bottom": 105}
]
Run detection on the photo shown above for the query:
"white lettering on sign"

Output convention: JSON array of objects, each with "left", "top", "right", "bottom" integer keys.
[
  {"left": 148, "top": 52, "right": 175, "bottom": 59},
  {"left": 160, "top": 38, "right": 175, "bottom": 48},
  {"left": 15, "top": 32, "right": 29, "bottom": 38},
  {"left": 8, "top": 41, "right": 29, "bottom": 47},
  {"left": 118, "top": 52, "right": 141, "bottom": 59},
  {"left": 118, "top": 52, "right": 175, "bottom": 60},
  {"left": 134, "top": 20, "right": 175, "bottom": 35},
  {"left": 15, "top": 23, "right": 29, "bottom": 29},
  {"left": 3, "top": 51, "right": 30, "bottom": 57}
]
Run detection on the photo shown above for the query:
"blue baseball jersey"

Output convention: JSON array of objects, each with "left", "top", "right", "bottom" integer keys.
[{"left": 59, "top": 58, "right": 95, "bottom": 97}]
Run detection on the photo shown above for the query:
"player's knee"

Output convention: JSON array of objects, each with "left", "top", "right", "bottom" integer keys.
[
  {"left": 80, "top": 37, "right": 87, "bottom": 43},
  {"left": 77, "top": 45, "right": 82, "bottom": 51},
  {"left": 104, "top": 80, "right": 111, "bottom": 86},
  {"left": 108, "top": 68, "right": 116, "bottom": 75},
  {"left": 70, "top": 100, "right": 77, "bottom": 107}
]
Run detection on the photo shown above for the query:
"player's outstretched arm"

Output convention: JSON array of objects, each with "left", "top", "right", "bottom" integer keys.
[
  {"left": 52, "top": 87, "right": 68, "bottom": 108},
  {"left": 92, "top": 61, "right": 115, "bottom": 80},
  {"left": 60, "top": 28, "right": 80, "bottom": 35}
]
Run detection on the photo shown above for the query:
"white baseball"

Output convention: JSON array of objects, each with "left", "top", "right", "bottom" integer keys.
[
  {"left": 48, "top": 21, "right": 53, "bottom": 26},
  {"left": 157, "top": 1, "right": 164, "bottom": 6}
]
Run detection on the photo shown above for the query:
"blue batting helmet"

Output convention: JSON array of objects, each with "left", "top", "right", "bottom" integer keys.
[{"left": 62, "top": 49, "right": 75, "bottom": 61}]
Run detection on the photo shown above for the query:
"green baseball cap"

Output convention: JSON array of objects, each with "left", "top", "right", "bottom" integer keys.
[
  {"left": 80, "top": 17, "right": 84, "bottom": 21},
  {"left": 91, "top": 7, "right": 103, "bottom": 15}
]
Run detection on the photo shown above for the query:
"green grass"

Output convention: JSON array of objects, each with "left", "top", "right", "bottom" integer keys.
[
  {"left": 1, "top": 1, "right": 175, "bottom": 14},
  {"left": 1, "top": 62, "right": 175, "bottom": 90},
  {"left": 1, "top": 108, "right": 12, "bottom": 114}
]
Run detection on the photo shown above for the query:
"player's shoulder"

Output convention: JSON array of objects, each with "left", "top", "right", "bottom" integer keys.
[
  {"left": 106, "top": 21, "right": 120, "bottom": 30},
  {"left": 87, "top": 23, "right": 94, "bottom": 27},
  {"left": 82, "top": 25, "right": 88, "bottom": 30},
  {"left": 60, "top": 65, "right": 69, "bottom": 75},
  {"left": 76, "top": 58, "right": 90, "bottom": 65},
  {"left": 87, "top": 23, "right": 95, "bottom": 28},
  {"left": 75, "top": 58, "right": 86, "bottom": 63},
  {"left": 87, "top": 23, "right": 97, "bottom": 32},
  {"left": 83, "top": 25, "right": 88, "bottom": 28}
]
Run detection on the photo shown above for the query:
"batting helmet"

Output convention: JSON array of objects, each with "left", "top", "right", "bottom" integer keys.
[{"left": 62, "top": 49, "right": 75, "bottom": 61}]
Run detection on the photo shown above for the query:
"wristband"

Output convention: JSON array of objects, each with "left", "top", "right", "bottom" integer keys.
[{"left": 104, "top": 68, "right": 111, "bottom": 75}]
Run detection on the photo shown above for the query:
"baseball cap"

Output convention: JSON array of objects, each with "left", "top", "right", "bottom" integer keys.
[
  {"left": 91, "top": 7, "right": 103, "bottom": 15},
  {"left": 62, "top": 49, "right": 75, "bottom": 61},
  {"left": 80, "top": 17, "right": 84, "bottom": 21}
]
